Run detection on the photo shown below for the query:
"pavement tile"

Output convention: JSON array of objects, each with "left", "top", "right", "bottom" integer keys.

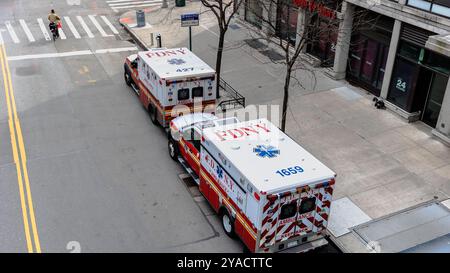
[
  {"left": 419, "top": 164, "right": 450, "bottom": 197},
  {"left": 350, "top": 174, "right": 441, "bottom": 219},
  {"left": 391, "top": 146, "right": 448, "bottom": 175},
  {"left": 367, "top": 130, "right": 417, "bottom": 154}
]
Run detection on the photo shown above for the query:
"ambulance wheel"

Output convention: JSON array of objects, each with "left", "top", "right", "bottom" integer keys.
[
  {"left": 168, "top": 139, "right": 179, "bottom": 161},
  {"left": 149, "top": 105, "right": 158, "bottom": 125},
  {"left": 124, "top": 72, "right": 132, "bottom": 86},
  {"left": 221, "top": 210, "right": 236, "bottom": 238}
]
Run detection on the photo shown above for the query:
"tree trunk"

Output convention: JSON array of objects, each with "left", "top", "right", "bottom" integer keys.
[
  {"left": 215, "top": 30, "right": 225, "bottom": 99},
  {"left": 281, "top": 67, "right": 291, "bottom": 132}
]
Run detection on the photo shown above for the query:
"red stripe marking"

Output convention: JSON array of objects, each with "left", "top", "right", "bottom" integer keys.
[{"left": 200, "top": 166, "right": 257, "bottom": 233}]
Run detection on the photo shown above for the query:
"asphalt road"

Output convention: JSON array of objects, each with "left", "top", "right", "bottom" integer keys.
[
  {"left": 0, "top": 0, "right": 343, "bottom": 254},
  {"left": 0, "top": 0, "right": 242, "bottom": 253}
]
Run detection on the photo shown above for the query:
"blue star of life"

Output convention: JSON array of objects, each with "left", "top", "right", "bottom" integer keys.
[
  {"left": 216, "top": 165, "right": 224, "bottom": 179},
  {"left": 168, "top": 58, "right": 186, "bottom": 65},
  {"left": 253, "top": 145, "right": 280, "bottom": 158}
]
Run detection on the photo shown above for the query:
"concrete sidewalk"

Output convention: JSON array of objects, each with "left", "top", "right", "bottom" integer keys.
[{"left": 119, "top": 2, "right": 450, "bottom": 253}]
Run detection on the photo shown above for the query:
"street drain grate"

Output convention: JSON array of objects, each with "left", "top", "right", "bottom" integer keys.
[
  {"left": 244, "top": 38, "right": 267, "bottom": 50},
  {"left": 179, "top": 174, "right": 202, "bottom": 198},
  {"left": 260, "top": 49, "right": 284, "bottom": 62},
  {"left": 229, "top": 24, "right": 240, "bottom": 30}
]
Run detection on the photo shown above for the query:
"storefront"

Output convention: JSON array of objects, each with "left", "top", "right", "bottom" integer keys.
[
  {"left": 245, "top": 0, "right": 263, "bottom": 29},
  {"left": 345, "top": 11, "right": 394, "bottom": 96},
  {"left": 387, "top": 24, "right": 450, "bottom": 128},
  {"left": 276, "top": 0, "right": 299, "bottom": 45},
  {"left": 306, "top": 14, "right": 339, "bottom": 66},
  {"left": 303, "top": 0, "right": 341, "bottom": 67}
]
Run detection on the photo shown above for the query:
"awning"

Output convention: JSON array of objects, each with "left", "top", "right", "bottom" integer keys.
[{"left": 426, "top": 33, "right": 450, "bottom": 57}]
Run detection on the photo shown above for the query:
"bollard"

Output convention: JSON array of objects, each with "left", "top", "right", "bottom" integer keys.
[
  {"left": 136, "top": 10, "right": 145, "bottom": 27},
  {"left": 156, "top": 34, "right": 162, "bottom": 48}
]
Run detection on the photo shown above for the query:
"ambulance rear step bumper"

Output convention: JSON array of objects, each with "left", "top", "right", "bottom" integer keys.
[
  {"left": 278, "top": 238, "right": 328, "bottom": 253},
  {"left": 177, "top": 156, "right": 200, "bottom": 185}
]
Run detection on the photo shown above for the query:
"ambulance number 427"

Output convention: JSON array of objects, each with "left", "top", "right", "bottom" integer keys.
[
  {"left": 176, "top": 67, "right": 194, "bottom": 73},
  {"left": 275, "top": 166, "right": 304, "bottom": 177}
]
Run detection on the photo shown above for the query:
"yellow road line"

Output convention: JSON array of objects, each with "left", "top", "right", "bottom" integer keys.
[{"left": 0, "top": 44, "right": 41, "bottom": 253}]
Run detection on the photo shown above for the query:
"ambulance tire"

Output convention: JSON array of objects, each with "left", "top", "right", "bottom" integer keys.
[
  {"left": 148, "top": 105, "right": 159, "bottom": 125},
  {"left": 124, "top": 71, "right": 132, "bottom": 86},
  {"left": 168, "top": 138, "right": 179, "bottom": 161},
  {"left": 220, "top": 210, "right": 236, "bottom": 238}
]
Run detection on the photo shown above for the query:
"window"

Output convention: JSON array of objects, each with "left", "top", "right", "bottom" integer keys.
[
  {"left": 192, "top": 87, "right": 203, "bottom": 98},
  {"left": 178, "top": 88, "right": 189, "bottom": 100},
  {"left": 407, "top": 0, "right": 450, "bottom": 17},
  {"left": 299, "top": 197, "right": 316, "bottom": 214},
  {"left": 182, "top": 128, "right": 202, "bottom": 151},
  {"left": 279, "top": 203, "right": 297, "bottom": 220}
]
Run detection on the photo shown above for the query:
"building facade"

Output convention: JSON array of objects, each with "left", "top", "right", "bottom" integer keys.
[{"left": 239, "top": 0, "right": 450, "bottom": 144}]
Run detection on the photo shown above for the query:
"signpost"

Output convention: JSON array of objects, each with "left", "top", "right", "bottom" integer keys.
[{"left": 181, "top": 13, "right": 199, "bottom": 51}]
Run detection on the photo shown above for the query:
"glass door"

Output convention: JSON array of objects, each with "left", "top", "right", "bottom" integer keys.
[
  {"left": 422, "top": 73, "right": 448, "bottom": 127},
  {"left": 360, "top": 39, "right": 378, "bottom": 85}
]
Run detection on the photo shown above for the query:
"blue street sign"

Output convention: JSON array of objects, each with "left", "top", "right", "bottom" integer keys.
[{"left": 181, "top": 13, "right": 199, "bottom": 27}]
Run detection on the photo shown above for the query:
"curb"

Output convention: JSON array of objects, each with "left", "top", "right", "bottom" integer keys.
[{"left": 120, "top": 21, "right": 150, "bottom": 51}]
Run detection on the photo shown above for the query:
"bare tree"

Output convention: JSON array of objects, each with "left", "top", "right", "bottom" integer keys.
[
  {"left": 241, "top": 0, "right": 373, "bottom": 131},
  {"left": 200, "top": 0, "right": 245, "bottom": 98}
]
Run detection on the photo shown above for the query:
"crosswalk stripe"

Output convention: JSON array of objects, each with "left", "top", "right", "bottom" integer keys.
[
  {"left": 88, "top": 15, "right": 109, "bottom": 37},
  {"left": 111, "top": 3, "right": 162, "bottom": 9},
  {"left": 5, "top": 21, "right": 20, "bottom": 43},
  {"left": 76, "top": 16, "right": 94, "bottom": 38},
  {"left": 37, "top": 18, "right": 51, "bottom": 41},
  {"left": 109, "top": 0, "right": 161, "bottom": 6},
  {"left": 0, "top": 30, "right": 4, "bottom": 45},
  {"left": 58, "top": 28, "right": 67, "bottom": 39},
  {"left": 19, "top": 20, "right": 35, "bottom": 42},
  {"left": 63, "top": 17, "right": 81, "bottom": 39},
  {"left": 101, "top": 16, "right": 119, "bottom": 35}
]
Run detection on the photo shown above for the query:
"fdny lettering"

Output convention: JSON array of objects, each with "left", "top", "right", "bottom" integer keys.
[
  {"left": 145, "top": 49, "right": 187, "bottom": 58},
  {"left": 214, "top": 123, "right": 271, "bottom": 141}
]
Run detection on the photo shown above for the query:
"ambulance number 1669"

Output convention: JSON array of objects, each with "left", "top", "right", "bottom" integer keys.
[{"left": 276, "top": 166, "right": 304, "bottom": 177}]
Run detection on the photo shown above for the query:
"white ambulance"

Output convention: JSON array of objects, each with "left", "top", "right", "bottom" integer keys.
[
  {"left": 124, "top": 48, "right": 216, "bottom": 127},
  {"left": 168, "top": 114, "right": 337, "bottom": 253}
]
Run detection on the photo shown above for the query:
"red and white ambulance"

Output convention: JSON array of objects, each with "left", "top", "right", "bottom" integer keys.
[
  {"left": 124, "top": 48, "right": 216, "bottom": 127},
  {"left": 168, "top": 114, "right": 337, "bottom": 253}
]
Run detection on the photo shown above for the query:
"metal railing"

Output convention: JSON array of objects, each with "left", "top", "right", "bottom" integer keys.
[{"left": 217, "top": 78, "right": 246, "bottom": 112}]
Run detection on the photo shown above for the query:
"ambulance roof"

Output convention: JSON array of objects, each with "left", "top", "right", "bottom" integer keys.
[
  {"left": 202, "top": 119, "right": 336, "bottom": 194},
  {"left": 138, "top": 48, "right": 215, "bottom": 80}
]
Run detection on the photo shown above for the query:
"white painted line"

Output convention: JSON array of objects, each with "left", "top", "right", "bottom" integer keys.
[
  {"left": 0, "top": 31, "right": 4, "bottom": 45},
  {"left": 109, "top": 0, "right": 161, "bottom": 6},
  {"left": 58, "top": 27, "right": 67, "bottom": 39},
  {"left": 106, "top": 0, "right": 140, "bottom": 3},
  {"left": 19, "top": 19, "right": 35, "bottom": 42},
  {"left": 7, "top": 46, "right": 138, "bottom": 61},
  {"left": 37, "top": 18, "right": 51, "bottom": 41},
  {"left": 88, "top": 15, "right": 109, "bottom": 37},
  {"left": 111, "top": 3, "right": 161, "bottom": 9},
  {"left": 5, "top": 21, "right": 20, "bottom": 43},
  {"left": 8, "top": 50, "right": 92, "bottom": 61},
  {"left": 76, "top": 16, "right": 94, "bottom": 38},
  {"left": 101, "top": 16, "right": 119, "bottom": 35},
  {"left": 64, "top": 17, "right": 81, "bottom": 39},
  {"left": 95, "top": 46, "right": 137, "bottom": 53}
]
